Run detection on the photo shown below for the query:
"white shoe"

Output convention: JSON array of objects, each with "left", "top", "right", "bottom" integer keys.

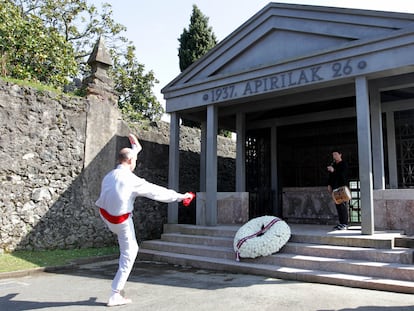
[{"left": 107, "top": 292, "right": 132, "bottom": 307}]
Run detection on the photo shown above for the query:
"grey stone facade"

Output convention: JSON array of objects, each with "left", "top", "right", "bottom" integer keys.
[{"left": 162, "top": 3, "right": 414, "bottom": 235}]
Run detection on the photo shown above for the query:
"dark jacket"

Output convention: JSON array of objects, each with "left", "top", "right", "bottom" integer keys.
[{"left": 328, "top": 160, "right": 348, "bottom": 189}]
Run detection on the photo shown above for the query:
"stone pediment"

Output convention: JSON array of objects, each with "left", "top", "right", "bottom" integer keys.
[
  {"left": 163, "top": 3, "right": 414, "bottom": 90},
  {"left": 215, "top": 29, "right": 350, "bottom": 76}
]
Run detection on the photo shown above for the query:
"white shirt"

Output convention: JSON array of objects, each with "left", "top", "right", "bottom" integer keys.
[{"left": 95, "top": 164, "right": 185, "bottom": 216}]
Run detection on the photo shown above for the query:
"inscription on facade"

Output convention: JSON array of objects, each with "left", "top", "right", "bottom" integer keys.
[{"left": 202, "top": 58, "right": 367, "bottom": 103}]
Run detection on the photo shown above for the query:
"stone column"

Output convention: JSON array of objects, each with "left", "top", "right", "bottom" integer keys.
[
  {"left": 206, "top": 104, "right": 218, "bottom": 226},
  {"left": 168, "top": 112, "right": 180, "bottom": 223},
  {"left": 236, "top": 112, "right": 246, "bottom": 192},
  {"left": 200, "top": 121, "right": 207, "bottom": 192},
  {"left": 370, "top": 87, "right": 385, "bottom": 190},
  {"left": 355, "top": 76, "right": 374, "bottom": 235},
  {"left": 386, "top": 112, "right": 398, "bottom": 188},
  {"left": 271, "top": 126, "right": 279, "bottom": 216}
]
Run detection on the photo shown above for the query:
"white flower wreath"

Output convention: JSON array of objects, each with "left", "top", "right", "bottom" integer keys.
[{"left": 233, "top": 215, "right": 291, "bottom": 261}]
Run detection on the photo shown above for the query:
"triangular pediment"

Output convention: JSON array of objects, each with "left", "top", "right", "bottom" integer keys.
[
  {"left": 216, "top": 29, "right": 351, "bottom": 75},
  {"left": 163, "top": 3, "right": 414, "bottom": 91}
]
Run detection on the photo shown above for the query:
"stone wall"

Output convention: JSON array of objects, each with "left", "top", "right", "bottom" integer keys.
[
  {"left": 128, "top": 121, "right": 236, "bottom": 239},
  {"left": 0, "top": 81, "right": 102, "bottom": 251},
  {"left": 374, "top": 189, "right": 414, "bottom": 235},
  {"left": 282, "top": 187, "right": 337, "bottom": 225},
  {"left": 0, "top": 80, "right": 235, "bottom": 252}
]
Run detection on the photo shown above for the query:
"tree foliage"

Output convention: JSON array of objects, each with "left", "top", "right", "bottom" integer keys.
[
  {"left": 111, "top": 45, "right": 163, "bottom": 121},
  {"left": 1, "top": 0, "right": 163, "bottom": 121},
  {"left": 178, "top": 5, "right": 231, "bottom": 137},
  {"left": 178, "top": 5, "right": 217, "bottom": 128},
  {"left": 178, "top": 4, "right": 217, "bottom": 72},
  {"left": 0, "top": 0, "right": 77, "bottom": 87}
]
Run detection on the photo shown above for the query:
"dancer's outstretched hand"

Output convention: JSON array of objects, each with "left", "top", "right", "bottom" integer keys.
[{"left": 182, "top": 192, "right": 195, "bottom": 206}]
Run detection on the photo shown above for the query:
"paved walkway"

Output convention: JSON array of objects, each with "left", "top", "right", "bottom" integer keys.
[{"left": 1, "top": 259, "right": 414, "bottom": 311}]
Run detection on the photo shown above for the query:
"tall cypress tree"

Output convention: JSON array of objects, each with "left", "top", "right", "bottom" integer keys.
[
  {"left": 178, "top": 5, "right": 217, "bottom": 72},
  {"left": 178, "top": 5, "right": 217, "bottom": 128}
]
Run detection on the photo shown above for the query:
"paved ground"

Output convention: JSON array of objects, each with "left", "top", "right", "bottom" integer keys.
[{"left": 1, "top": 259, "right": 414, "bottom": 311}]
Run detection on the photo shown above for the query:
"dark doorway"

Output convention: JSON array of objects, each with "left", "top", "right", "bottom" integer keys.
[
  {"left": 246, "top": 128, "right": 273, "bottom": 219},
  {"left": 245, "top": 117, "right": 360, "bottom": 222},
  {"left": 395, "top": 109, "right": 414, "bottom": 188},
  {"left": 278, "top": 118, "right": 359, "bottom": 187}
]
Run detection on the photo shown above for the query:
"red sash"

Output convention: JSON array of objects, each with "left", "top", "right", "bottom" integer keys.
[{"left": 99, "top": 208, "right": 130, "bottom": 224}]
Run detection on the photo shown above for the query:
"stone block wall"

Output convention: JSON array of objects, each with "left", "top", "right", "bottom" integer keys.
[
  {"left": 282, "top": 187, "right": 337, "bottom": 224},
  {"left": 0, "top": 80, "right": 236, "bottom": 252},
  {"left": 0, "top": 81, "right": 107, "bottom": 251},
  {"left": 374, "top": 189, "right": 414, "bottom": 236}
]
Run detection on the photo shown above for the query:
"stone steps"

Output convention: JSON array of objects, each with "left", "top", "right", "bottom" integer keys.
[
  {"left": 283, "top": 242, "right": 413, "bottom": 264},
  {"left": 138, "top": 224, "right": 414, "bottom": 294},
  {"left": 141, "top": 240, "right": 414, "bottom": 281},
  {"left": 160, "top": 233, "right": 413, "bottom": 264}
]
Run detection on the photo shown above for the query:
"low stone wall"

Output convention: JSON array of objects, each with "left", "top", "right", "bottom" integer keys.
[
  {"left": 374, "top": 189, "right": 414, "bottom": 235},
  {"left": 282, "top": 187, "right": 414, "bottom": 235},
  {"left": 282, "top": 187, "right": 337, "bottom": 224},
  {"left": 195, "top": 192, "right": 249, "bottom": 225}
]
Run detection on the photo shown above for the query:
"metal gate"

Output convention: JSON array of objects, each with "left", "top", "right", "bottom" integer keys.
[
  {"left": 245, "top": 119, "right": 360, "bottom": 223},
  {"left": 395, "top": 109, "right": 414, "bottom": 188},
  {"left": 245, "top": 129, "right": 273, "bottom": 219}
]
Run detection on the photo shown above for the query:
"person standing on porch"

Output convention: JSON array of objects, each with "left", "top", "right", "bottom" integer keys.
[
  {"left": 327, "top": 149, "right": 349, "bottom": 230},
  {"left": 96, "top": 133, "right": 193, "bottom": 307}
]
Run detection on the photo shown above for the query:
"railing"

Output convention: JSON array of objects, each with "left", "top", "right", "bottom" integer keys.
[{"left": 349, "top": 180, "right": 361, "bottom": 224}]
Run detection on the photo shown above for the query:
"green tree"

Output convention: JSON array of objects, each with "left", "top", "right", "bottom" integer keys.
[
  {"left": 177, "top": 5, "right": 230, "bottom": 137},
  {"left": 11, "top": 0, "right": 126, "bottom": 75},
  {"left": 178, "top": 4, "right": 217, "bottom": 72},
  {"left": 178, "top": 4, "right": 217, "bottom": 128},
  {"left": 0, "top": 0, "right": 77, "bottom": 87},
  {"left": 4, "top": 0, "right": 163, "bottom": 121},
  {"left": 111, "top": 45, "right": 163, "bottom": 121}
]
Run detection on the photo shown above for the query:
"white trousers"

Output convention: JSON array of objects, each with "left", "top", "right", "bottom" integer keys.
[{"left": 101, "top": 215, "right": 139, "bottom": 292}]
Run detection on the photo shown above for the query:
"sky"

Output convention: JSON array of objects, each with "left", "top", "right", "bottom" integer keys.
[{"left": 89, "top": 0, "right": 414, "bottom": 119}]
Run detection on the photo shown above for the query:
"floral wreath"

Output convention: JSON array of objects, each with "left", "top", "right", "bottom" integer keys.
[{"left": 233, "top": 215, "right": 291, "bottom": 261}]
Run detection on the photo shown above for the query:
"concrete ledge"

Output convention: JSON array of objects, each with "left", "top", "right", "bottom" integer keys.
[{"left": 374, "top": 189, "right": 414, "bottom": 200}]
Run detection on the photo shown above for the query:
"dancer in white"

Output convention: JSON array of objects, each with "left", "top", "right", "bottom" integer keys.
[{"left": 96, "top": 133, "right": 193, "bottom": 307}]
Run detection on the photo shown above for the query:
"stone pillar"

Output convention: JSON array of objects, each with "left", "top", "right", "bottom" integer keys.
[
  {"left": 206, "top": 104, "right": 218, "bottom": 226},
  {"left": 82, "top": 37, "right": 121, "bottom": 204},
  {"left": 369, "top": 87, "right": 385, "bottom": 190},
  {"left": 83, "top": 36, "right": 117, "bottom": 105},
  {"left": 236, "top": 112, "right": 246, "bottom": 192},
  {"left": 386, "top": 112, "right": 398, "bottom": 188},
  {"left": 271, "top": 126, "right": 279, "bottom": 216},
  {"left": 200, "top": 121, "right": 207, "bottom": 192},
  {"left": 168, "top": 112, "right": 180, "bottom": 223},
  {"left": 355, "top": 76, "right": 374, "bottom": 235}
]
